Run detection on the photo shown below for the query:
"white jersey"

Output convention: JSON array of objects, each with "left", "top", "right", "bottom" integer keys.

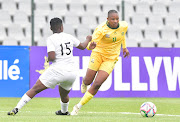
[{"left": 46, "top": 32, "right": 80, "bottom": 71}]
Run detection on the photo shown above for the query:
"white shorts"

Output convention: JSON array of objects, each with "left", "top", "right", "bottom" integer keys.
[{"left": 39, "top": 67, "right": 77, "bottom": 91}]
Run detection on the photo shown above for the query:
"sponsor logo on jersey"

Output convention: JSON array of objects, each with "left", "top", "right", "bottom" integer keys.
[{"left": 105, "top": 34, "right": 110, "bottom": 38}]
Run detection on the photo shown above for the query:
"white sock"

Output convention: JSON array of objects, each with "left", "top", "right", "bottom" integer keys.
[
  {"left": 77, "top": 103, "right": 82, "bottom": 109},
  {"left": 61, "top": 101, "right": 69, "bottom": 113},
  {"left": 15, "top": 93, "right": 31, "bottom": 110}
]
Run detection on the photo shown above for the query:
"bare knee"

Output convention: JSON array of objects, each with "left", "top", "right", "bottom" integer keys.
[
  {"left": 83, "top": 69, "right": 97, "bottom": 85},
  {"left": 83, "top": 77, "right": 93, "bottom": 85},
  {"left": 31, "top": 83, "right": 46, "bottom": 94},
  {"left": 83, "top": 76, "right": 94, "bottom": 85}
]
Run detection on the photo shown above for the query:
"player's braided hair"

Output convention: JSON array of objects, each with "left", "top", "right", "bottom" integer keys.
[
  {"left": 108, "top": 10, "right": 118, "bottom": 17},
  {"left": 50, "top": 17, "right": 62, "bottom": 32}
]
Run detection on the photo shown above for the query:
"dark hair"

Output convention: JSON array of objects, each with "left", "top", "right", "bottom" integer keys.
[
  {"left": 108, "top": 10, "right": 118, "bottom": 17},
  {"left": 50, "top": 17, "right": 62, "bottom": 32}
]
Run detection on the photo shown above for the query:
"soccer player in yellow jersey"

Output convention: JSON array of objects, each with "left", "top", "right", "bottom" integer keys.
[{"left": 71, "top": 10, "right": 130, "bottom": 115}]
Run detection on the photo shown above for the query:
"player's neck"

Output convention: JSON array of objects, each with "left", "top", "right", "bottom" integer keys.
[
  {"left": 53, "top": 28, "right": 63, "bottom": 33},
  {"left": 106, "top": 21, "right": 119, "bottom": 29},
  {"left": 53, "top": 31, "right": 62, "bottom": 34}
]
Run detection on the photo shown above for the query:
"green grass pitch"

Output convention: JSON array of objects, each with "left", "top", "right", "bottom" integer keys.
[{"left": 1, "top": 97, "right": 180, "bottom": 122}]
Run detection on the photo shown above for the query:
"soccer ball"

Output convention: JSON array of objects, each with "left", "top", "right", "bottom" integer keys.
[{"left": 140, "top": 102, "right": 157, "bottom": 117}]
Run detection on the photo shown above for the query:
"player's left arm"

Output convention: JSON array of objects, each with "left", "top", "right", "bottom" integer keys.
[
  {"left": 122, "top": 23, "right": 130, "bottom": 58},
  {"left": 122, "top": 36, "right": 130, "bottom": 58},
  {"left": 123, "top": 48, "right": 130, "bottom": 58}
]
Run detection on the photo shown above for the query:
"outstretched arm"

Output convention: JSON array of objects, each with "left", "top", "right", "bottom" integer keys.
[{"left": 77, "top": 35, "right": 93, "bottom": 50}]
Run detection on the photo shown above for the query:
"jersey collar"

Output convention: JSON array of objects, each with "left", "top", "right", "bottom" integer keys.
[{"left": 106, "top": 21, "right": 119, "bottom": 29}]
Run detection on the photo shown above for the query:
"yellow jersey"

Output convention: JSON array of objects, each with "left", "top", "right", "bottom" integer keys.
[{"left": 87, "top": 21, "right": 128, "bottom": 59}]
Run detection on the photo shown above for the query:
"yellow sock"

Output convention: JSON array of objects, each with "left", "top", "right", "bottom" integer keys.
[{"left": 80, "top": 91, "right": 94, "bottom": 105}]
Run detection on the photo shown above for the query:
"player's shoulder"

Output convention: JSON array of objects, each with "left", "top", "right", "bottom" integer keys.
[
  {"left": 119, "top": 21, "right": 128, "bottom": 27},
  {"left": 46, "top": 34, "right": 54, "bottom": 41},
  {"left": 49, "top": 32, "right": 74, "bottom": 38},
  {"left": 61, "top": 32, "right": 73, "bottom": 37},
  {"left": 96, "top": 21, "right": 107, "bottom": 29},
  {"left": 94, "top": 21, "right": 107, "bottom": 34}
]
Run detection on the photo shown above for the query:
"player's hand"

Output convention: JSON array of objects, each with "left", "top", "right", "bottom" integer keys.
[
  {"left": 123, "top": 48, "right": 130, "bottom": 58},
  {"left": 86, "top": 35, "right": 92, "bottom": 42},
  {"left": 89, "top": 42, "right": 96, "bottom": 49}
]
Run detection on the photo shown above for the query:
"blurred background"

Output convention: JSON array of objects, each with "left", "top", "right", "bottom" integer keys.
[{"left": 0, "top": 0, "right": 179, "bottom": 47}]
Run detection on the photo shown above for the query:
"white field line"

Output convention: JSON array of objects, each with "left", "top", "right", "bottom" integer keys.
[
  {"left": 87, "top": 112, "right": 180, "bottom": 117},
  {"left": 1, "top": 111, "right": 180, "bottom": 117}
]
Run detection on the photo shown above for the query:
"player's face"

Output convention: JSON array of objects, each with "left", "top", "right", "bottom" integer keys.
[{"left": 107, "top": 13, "right": 119, "bottom": 28}]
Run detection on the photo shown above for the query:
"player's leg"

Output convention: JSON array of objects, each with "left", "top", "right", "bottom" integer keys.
[
  {"left": 7, "top": 67, "right": 59, "bottom": 116},
  {"left": 83, "top": 68, "right": 97, "bottom": 85},
  {"left": 71, "top": 70, "right": 109, "bottom": 115},
  {"left": 7, "top": 79, "right": 47, "bottom": 116},
  {"left": 78, "top": 59, "right": 117, "bottom": 107},
  {"left": 55, "top": 70, "right": 77, "bottom": 115},
  {"left": 81, "top": 52, "right": 101, "bottom": 93},
  {"left": 87, "top": 70, "right": 109, "bottom": 95},
  {"left": 55, "top": 86, "right": 70, "bottom": 115},
  {"left": 26, "top": 79, "right": 48, "bottom": 98},
  {"left": 80, "top": 70, "right": 109, "bottom": 105},
  {"left": 72, "top": 59, "right": 117, "bottom": 115},
  {"left": 81, "top": 68, "right": 97, "bottom": 93}
]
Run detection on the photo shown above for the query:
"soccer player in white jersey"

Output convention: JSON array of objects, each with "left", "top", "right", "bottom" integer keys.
[{"left": 7, "top": 18, "right": 96, "bottom": 116}]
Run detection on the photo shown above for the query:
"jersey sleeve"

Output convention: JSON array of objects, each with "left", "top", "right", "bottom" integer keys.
[
  {"left": 122, "top": 36, "right": 126, "bottom": 48},
  {"left": 46, "top": 38, "right": 55, "bottom": 53},
  {"left": 122, "top": 22, "right": 128, "bottom": 48},
  {"left": 86, "top": 27, "right": 104, "bottom": 50}
]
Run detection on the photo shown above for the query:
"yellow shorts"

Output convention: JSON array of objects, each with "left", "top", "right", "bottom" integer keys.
[{"left": 88, "top": 52, "right": 118, "bottom": 74}]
